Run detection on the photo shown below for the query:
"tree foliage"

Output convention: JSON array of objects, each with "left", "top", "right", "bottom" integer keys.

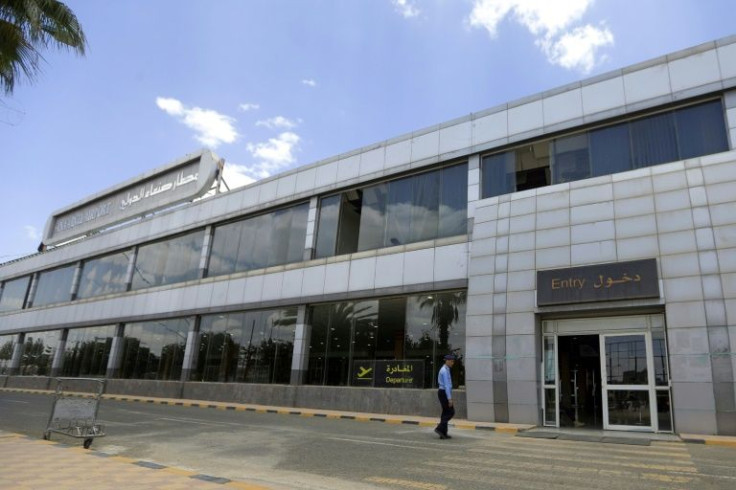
[{"left": 0, "top": 0, "right": 86, "bottom": 95}]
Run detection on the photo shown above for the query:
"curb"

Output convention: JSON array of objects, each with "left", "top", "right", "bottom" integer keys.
[
  {"left": 0, "top": 387, "right": 530, "bottom": 434},
  {"left": 680, "top": 433, "right": 736, "bottom": 448}
]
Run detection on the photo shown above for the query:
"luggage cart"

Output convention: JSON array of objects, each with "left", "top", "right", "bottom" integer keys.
[{"left": 43, "top": 377, "right": 106, "bottom": 449}]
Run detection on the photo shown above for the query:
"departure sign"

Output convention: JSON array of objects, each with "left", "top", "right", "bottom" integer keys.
[
  {"left": 352, "top": 360, "right": 424, "bottom": 388},
  {"left": 537, "top": 259, "right": 659, "bottom": 306}
]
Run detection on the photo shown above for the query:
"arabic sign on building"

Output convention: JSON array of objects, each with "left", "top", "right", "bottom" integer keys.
[
  {"left": 536, "top": 258, "right": 660, "bottom": 306},
  {"left": 42, "top": 150, "right": 220, "bottom": 246},
  {"left": 352, "top": 360, "right": 424, "bottom": 388}
]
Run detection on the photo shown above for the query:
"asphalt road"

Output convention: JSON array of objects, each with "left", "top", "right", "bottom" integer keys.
[{"left": 1, "top": 391, "right": 735, "bottom": 489}]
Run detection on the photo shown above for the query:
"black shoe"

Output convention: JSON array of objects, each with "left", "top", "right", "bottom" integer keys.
[
  {"left": 444, "top": 434, "right": 452, "bottom": 439},
  {"left": 434, "top": 428, "right": 448, "bottom": 439}
]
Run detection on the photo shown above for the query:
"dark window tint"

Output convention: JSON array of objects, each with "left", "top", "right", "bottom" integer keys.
[
  {"left": 0, "top": 276, "right": 30, "bottom": 312},
  {"left": 438, "top": 163, "right": 468, "bottom": 237},
  {"left": 590, "top": 123, "right": 632, "bottom": 176},
  {"left": 77, "top": 251, "right": 131, "bottom": 299},
  {"left": 481, "top": 152, "right": 516, "bottom": 199},
  {"left": 552, "top": 134, "right": 590, "bottom": 184},
  {"left": 33, "top": 265, "right": 76, "bottom": 307},
  {"left": 675, "top": 100, "right": 728, "bottom": 159},
  {"left": 315, "top": 195, "right": 340, "bottom": 258},
  {"left": 631, "top": 112, "right": 678, "bottom": 168},
  {"left": 132, "top": 230, "right": 204, "bottom": 290}
]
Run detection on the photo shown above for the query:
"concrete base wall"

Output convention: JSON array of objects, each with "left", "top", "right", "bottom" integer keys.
[{"left": 1, "top": 376, "right": 466, "bottom": 419}]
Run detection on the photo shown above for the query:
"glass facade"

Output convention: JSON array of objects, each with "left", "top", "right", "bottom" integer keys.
[
  {"left": 120, "top": 318, "right": 191, "bottom": 380},
  {"left": 0, "top": 276, "right": 30, "bottom": 312},
  {"left": 315, "top": 162, "right": 468, "bottom": 258},
  {"left": 482, "top": 99, "right": 729, "bottom": 198},
  {"left": 61, "top": 325, "right": 116, "bottom": 377},
  {"left": 32, "top": 265, "right": 76, "bottom": 307},
  {"left": 307, "top": 291, "right": 466, "bottom": 388},
  {"left": 20, "top": 330, "right": 59, "bottom": 376},
  {"left": 0, "top": 334, "right": 15, "bottom": 374},
  {"left": 77, "top": 250, "right": 131, "bottom": 299},
  {"left": 195, "top": 308, "right": 297, "bottom": 383},
  {"left": 131, "top": 229, "right": 204, "bottom": 290},
  {"left": 208, "top": 203, "right": 309, "bottom": 276}
]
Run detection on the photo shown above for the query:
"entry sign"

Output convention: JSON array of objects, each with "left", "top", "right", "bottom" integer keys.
[
  {"left": 352, "top": 360, "right": 424, "bottom": 388},
  {"left": 537, "top": 259, "right": 659, "bottom": 306}
]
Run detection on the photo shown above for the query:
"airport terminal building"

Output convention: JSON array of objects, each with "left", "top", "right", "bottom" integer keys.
[{"left": 2, "top": 37, "right": 736, "bottom": 436}]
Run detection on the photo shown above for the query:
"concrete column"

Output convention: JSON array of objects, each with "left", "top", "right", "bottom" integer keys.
[
  {"left": 180, "top": 317, "right": 201, "bottom": 382},
  {"left": 290, "top": 305, "right": 310, "bottom": 385},
  {"left": 198, "top": 226, "right": 214, "bottom": 278},
  {"left": 50, "top": 329, "right": 68, "bottom": 378},
  {"left": 303, "top": 197, "right": 319, "bottom": 261},
  {"left": 105, "top": 324, "right": 126, "bottom": 378},
  {"left": 69, "top": 261, "right": 83, "bottom": 300},
  {"left": 25, "top": 273, "right": 39, "bottom": 308},
  {"left": 8, "top": 333, "right": 25, "bottom": 375}
]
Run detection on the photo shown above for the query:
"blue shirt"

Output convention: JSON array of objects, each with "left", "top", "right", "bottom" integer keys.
[{"left": 438, "top": 364, "right": 453, "bottom": 400}]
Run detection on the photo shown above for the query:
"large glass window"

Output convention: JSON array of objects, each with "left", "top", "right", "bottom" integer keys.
[
  {"left": 0, "top": 334, "right": 16, "bottom": 374},
  {"left": 481, "top": 99, "right": 729, "bottom": 199},
  {"left": 208, "top": 203, "right": 309, "bottom": 277},
  {"left": 131, "top": 229, "right": 204, "bottom": 290},
  {"left": 195, "top": 308, "right": 296, "bottom": 384},
  {"left": 120, "top": 318, "right": 190, "bottom": 380},
  {"left": 0, "top": 276, "right": 30, "bottom": 312},
  {"left": 61, "top": 325, "right": 116, "bottom": 377},
  {"left": 20, "top": 330, "right": 59, "bottom": 376},
  {"left": 77, "top": 250, "right": 131, "bottom": 299},
  {"left": 32, "top": 265, "right": 76, "bottom": 307},
  {"left": 317, "top": 162, "right": 468, "bottom": 258},
  {"left": 307, "top": 291, "right": 466, "bottom": 388}
]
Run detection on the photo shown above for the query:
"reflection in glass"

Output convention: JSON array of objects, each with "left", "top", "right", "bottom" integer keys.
[
  {"left": 307, "top": 291, "right": 466, "bottom": 389},
  {"left": 314, "top": 195, "right": 340, "bottom": 259},
  {"left": 480, "top": 152, "right": 515, "bottom": 199},
  {"left": 0, "top": 276, "right": 30, "bottom": 312},
  {"left": 607, "top": 390, "right": 650, "bottom": 426},
  {"left": 208, "top": 203, "right": 308, "bottom": 277},
  {"left": 132, "top": 230, "right": 204, "bottom": 290},
  {"left": 438, "top": 163, "right": 468, "bottom": 238},
  {"left": 552, "top": 134, "right": 590, "bottom": 183},
  {"left": 196, "top": 308, "right": 296, "bottom": 384},
  {"left": 656, "top": 390, "right": 672, "bottom": 432},
  {"left": 21, "top": 330, "right": 59, "bottom": 376},
  {"left": 605, "top": 335, "right": 647, "bottom": 385},
  {"left": 121, "top": 318, "right": 191, "bottom": 380},
  {"left": 357, "top": 184, "right": 387, "bottom": 251},
  {"left": 33, "top": 265, "right": 76, "bottom": 307},
  {"left": 62, "top": 325, "right": 116, "bottom": 377},
  {"left": 652, "top": 329, "right": 669, "bottom": 386},
  {"left": 543, "top": 337, "right": 555, "bottom": 384},
  {"left": 77, "top": 251, "right": 131, "bottom": 299},
  {"left": 0, "top": 334, "right": 16, "bottom": 374},
  {"left": 544, "top": 388, "right": 557, "bottom": 425}
]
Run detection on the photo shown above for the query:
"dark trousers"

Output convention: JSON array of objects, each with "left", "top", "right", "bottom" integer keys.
[{"left": 436, "top": 389, "right": 455, "bottom": 435}]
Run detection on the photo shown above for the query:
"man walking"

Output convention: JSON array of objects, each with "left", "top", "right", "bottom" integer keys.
[{"left": 435, "top": 354, "right": 456, "bottom": 439}]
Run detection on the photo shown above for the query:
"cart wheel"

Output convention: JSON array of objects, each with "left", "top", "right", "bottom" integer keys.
[{"left": 83, "top": 438, "right": 93, "bottom": 449}]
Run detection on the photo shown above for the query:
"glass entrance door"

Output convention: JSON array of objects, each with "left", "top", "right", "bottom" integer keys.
[{"left": 600, "top": 333, "right": 655, "bottom": 431}]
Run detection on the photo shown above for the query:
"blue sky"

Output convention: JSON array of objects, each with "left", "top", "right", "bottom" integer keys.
[{"left": 0, "top": 0, "right": 733, "bottom": 262}]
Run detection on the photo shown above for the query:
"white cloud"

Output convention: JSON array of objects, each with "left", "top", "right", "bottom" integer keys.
[
  {"left": 156, "top": 97, "right": 239, "bottom": 148},
  {"left": 24, "top": 225, "right": 40, "bottom": 241},
  {"left": 301, "top": 79, "right": 317, "bottom": 87},
  {"left": 540, "top": 24, "right": 613, "bottom": 73},
  {"left": 392, "top": 0, "right": 420, "bottom": 18},
  {"left": 221, "top": 163, "right": 257, "bottom": 189},
  {"left": 468, "top": 0, "right": 613, "bottom": 73},
  {"left": 245, "top": 132, "right": 301, "bottom": 178},
  {"left": 239, "top": 103, "right": 260, "bottom": 112},
  {"left": 256, "top": 116, "right": 299, "bottom": 130}
]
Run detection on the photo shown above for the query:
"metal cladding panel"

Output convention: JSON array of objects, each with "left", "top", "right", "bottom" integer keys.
[{"left": 42, "top": 150, "right": 220, "bottom": 246}]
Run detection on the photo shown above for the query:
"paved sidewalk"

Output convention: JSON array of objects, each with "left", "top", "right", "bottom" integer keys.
[{"left": 0, "top": 431, "right": 269, "bottom": 490}]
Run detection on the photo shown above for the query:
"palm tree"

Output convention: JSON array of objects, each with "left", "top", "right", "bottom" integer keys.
[
  {"left": 419, "top": 291, "right": 466, "bottom": 350},
  {"left": 0, "top": 0, "right": 86, "bottom": 95}
]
